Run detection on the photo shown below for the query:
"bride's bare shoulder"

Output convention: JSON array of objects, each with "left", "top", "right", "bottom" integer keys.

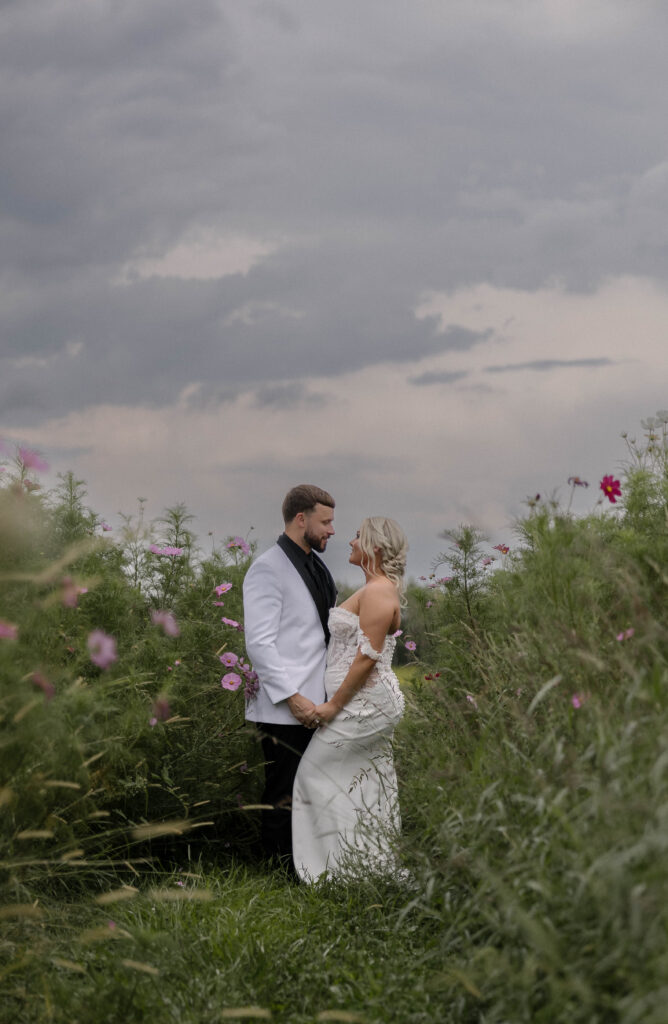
[{"left": 358, "top": 578, "right": 399, "bottom": 608}]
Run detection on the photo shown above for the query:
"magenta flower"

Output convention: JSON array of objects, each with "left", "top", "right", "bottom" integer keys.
[
  {"left": 227, "top": 536, "right": 251, "bottom": 556},
  {"left": 393, "top": 629, "right": 403, "bottom": 638},
  {"left": 616, "top": 628, "right": 635, "bottom": 642},
  {"left": 571, "top": 693, "right": 586, "bottom": 709},
  {"left": 150, "top": 609, "right": 180, "bottom": 637},
  {"left": 87, "top": 630, "right": 118, "bottom": 670},
  {"left": 214, "top": 582, "right": 233, "bottom": 596},
  {"left": 493, "top": 544, "right": 510, "bottom": 555},
  {"left": 61, "top": 576, "right": 88, "bottom": 608},
  {"left": 18, "top": 447, "right": 49, "bottom": 473},
  {"left": 481, "top": 557, "right": 493, "bottom": 567},
  {"left": 0, "top": 620, "right": 18, "bottom": 640},
  {"left": 244, "top": 673, "right": 259, "bottom": 701},
  {"left": 600, "top": 475, "right": 622, "bottom": 503},
  {"left": 149, "top": 544, "right": 184, "bottom": 556},
  {"left": 221, "top": 617, "right": 242, "bottom": 631},
  {"left": 101, "top": 522, "right": 112, "bottom": 532},
  {"left": 220, "top": 652, "right": 239, "bottom": 667},
  {"left": 31, "top": 671, "right": 55, "bottom": 702},
  {"left": 405, "top": 640, "right": 417, "bottom": 652},
  {"left": 438, "top": 576, "right": 452, "bottom": 584},
  {"left": 213, "top": 601, "right": 225, "bottom": 607},
  {"left": 221, "top": 672, "right": 242, "bottom": 691}
]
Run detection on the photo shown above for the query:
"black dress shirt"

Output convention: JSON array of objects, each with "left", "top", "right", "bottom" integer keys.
[{"left": 276, "top": 533, "right": 337, "bottom": 643}]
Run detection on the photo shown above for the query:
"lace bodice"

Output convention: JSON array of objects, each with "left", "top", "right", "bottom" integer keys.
[
  {"left": 327, "top": 606, "right": 396, "bottom": 668},
  {"left": 325, "top": 607, "right": 404, "bottom": 717}
]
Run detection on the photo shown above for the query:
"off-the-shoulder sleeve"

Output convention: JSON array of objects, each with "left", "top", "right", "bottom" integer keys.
[{"left": 358, "top": 630, "right": 383, "bottom": 661}]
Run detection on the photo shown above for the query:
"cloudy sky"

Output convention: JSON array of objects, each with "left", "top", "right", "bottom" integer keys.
[{"left": 2, "top": 0, "right": 667, "bottom": 581}]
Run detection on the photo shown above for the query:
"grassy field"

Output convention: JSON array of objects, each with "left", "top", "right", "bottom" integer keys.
[{"left": 3, "top": 417, "right": 668, "bottom": 1022}]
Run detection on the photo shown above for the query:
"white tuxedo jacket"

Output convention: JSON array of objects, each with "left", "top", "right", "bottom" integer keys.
[{"left": 243, "top": 543, "right": 328, "bottom": 725}]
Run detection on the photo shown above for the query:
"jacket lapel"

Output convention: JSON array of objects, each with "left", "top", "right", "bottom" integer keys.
[{"left": 276, "top": 536, "right": 336, "bottom": 643}]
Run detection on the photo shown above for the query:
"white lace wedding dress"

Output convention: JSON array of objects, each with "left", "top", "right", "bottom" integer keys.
[{"left": 292, "top": 607, "right": 405, "bottom": 881}]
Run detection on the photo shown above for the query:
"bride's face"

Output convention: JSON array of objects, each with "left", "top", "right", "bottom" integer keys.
[{"left": 349, "top": 529, "right": 363, "bottom": 566}]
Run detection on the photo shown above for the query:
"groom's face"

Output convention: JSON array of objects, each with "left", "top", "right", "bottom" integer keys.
[{"left": 303, "top": 503, "right": 335, "bottom": 553}]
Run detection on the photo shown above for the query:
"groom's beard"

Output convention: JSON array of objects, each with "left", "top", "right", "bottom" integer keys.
[{"left": 304, "top": 528, "right": 328, "bottom": 553}]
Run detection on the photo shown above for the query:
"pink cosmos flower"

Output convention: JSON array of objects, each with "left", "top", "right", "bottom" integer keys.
[
  {"left": 393, "top": 629, "right": 403, "bottom": 638},
  {"left": 568, "top": 476, "right": 589, "bottom": 488},
  {"left": 220, "top": 652, "right": 239, "bottom": 667},
  {"left": 221, "top": 617, "right": 243, "bottom": 631},
  {"left": 101, "top": 522, "right": 112, "bottom": 531},
  {"left": 214, "top": 582, "right": 233, "bottom": 596},
  {"left": 600, "top": 475, "right": 622, "bottom": 503},
  {"left": 149, "top": 717, "right": 158, "bottom": 727},
  {"left": 493, "top": 544, "right": 510, "bottom": 555},
  {"left": 481, "top": 558, "right": 493, "bottom": 567},
  {"left": 213, "top": 601, "right": 225, "bottom": 607},
  {"left": 221, "top": 672, "right": 242, "bottom": 691},
  {"left": 61, "top": 576, "right": 88, "bottom": 608},
  {"left": 150, "top": 609, "right": 180, "bottom": 637},
  {"left": 405, "top": 640, "right": 417, "bottom": 652},
  {"left": 87, "top": 630, "right": 118, "bottom": 670},
  {"left": 31, "top": 671, "right": 55, "bottom": 702},
  {"left": 227, "top": 536, "right": 250, "bottom": 556},
  {"left": 149, "top": 545, "right": 184, "bottom": 556},
  {"left": 616, "top": 628, "right": 635, "bottom": 642},
  {"left": 418, "top": 576, "right": 427, "bottom": 581},
  {"left": 0, "top": 620, "right": 18, "bottom": 640},
  {"left": 438, "top": 576, "right": 452, "bottom": 584},
  {"left": 18, "top": 447, "right": 49, "bottom": 473},
  {"left": 466, "top": 693, "right": 478, "bottom": 709},
  {"left": 244, "top": 673, "right": 259, "bottom": 701},
  {"left": 571, "top": 693, "right": 586, "bottom": 709}
]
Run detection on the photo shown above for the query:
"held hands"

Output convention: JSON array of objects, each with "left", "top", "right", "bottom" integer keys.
[
  {"left": 313, "top": 700, "right": 341, "bottom": 726},
  {"left": 287, "top": 693, "right": 319, "bottom": 728}
]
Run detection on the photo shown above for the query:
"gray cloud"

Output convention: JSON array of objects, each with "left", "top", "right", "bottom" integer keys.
[
  {"left": 1, "top": 0, "right": 668, "bottom": 429},
  {"left": 410, "top": 370, "right": 470, "bottom": 387},
  {"left": 484, "top": 358, "right": 616, "bottom": 374},
  {"left": 253, "top": 381, "right": 326, "bottom": 409}
]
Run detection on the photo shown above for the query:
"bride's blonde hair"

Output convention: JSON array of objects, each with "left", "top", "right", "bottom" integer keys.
[{"left": 358, "top": 516, "right": 408, "bottom": 604}]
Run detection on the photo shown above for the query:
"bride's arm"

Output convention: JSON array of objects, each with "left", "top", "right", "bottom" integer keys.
[{"left": 314, "top": 587, "right": 397, "bottom": 724}]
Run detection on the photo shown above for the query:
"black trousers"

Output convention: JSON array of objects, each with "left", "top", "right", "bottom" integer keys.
[{"left": 257, "top": 721, "right": 313, "bottom": 864}]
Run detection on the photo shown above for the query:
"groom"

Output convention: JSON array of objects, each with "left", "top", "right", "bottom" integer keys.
[{"left": 243, "top": 483, "right": 337, "bottom": 867}]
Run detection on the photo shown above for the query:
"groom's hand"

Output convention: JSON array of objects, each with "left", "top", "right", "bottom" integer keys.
[{"left": 287, "top": 693, "right": 317, "bottom": 727}]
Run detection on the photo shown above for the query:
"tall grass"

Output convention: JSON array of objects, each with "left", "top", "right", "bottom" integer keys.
[{"left": 2, "top": 414, "right": 668, "bottom": 1022}]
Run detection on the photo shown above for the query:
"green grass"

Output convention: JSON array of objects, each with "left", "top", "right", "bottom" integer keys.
[
  {"left": 5, "top": 417, "right": 668, "bottom": 1023},
  {"left": 2, "top": 863, "right": 442, "bottom": 1024}
]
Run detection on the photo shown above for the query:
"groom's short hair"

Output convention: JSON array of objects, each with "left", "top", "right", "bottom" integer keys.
[{"left": 282, "top": 484, "right": 335, "bottom": 524}]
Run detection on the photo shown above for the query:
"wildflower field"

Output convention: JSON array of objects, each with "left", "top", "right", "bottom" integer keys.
[{"left": 2, "top": 415, "right": 668, "bottom": 1023}]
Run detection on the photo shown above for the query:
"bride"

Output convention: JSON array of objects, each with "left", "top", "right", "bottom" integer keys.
[{"left": 292, "top": 516, "right": 407, "bottom": 881}]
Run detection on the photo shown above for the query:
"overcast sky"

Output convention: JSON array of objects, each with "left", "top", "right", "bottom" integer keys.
[{"left": 2, "top": 0, "right": 667, "bottom": 581}]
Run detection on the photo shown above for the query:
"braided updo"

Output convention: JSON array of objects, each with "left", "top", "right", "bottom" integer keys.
[{"left": 358, "top": 516, "right": 408, "bottom": 605}]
